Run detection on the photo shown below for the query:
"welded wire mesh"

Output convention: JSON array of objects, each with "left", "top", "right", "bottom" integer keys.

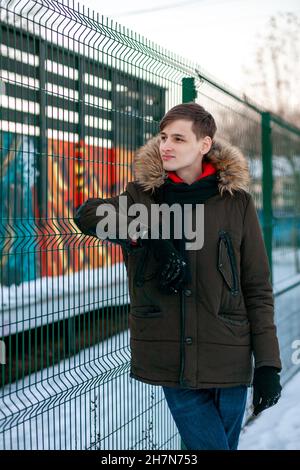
[{"left": 0, "top": 0, "right": 300, "bottom": 450}]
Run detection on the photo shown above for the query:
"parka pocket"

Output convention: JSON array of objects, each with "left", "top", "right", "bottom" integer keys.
[
  {"left": 218, "top": 311, "right": 249, "bottom": 326},
  {"left": 217, "top": 230, "right": 239, "bottom": 296},
  {"left": 217, "top": 310, "right": 250, "bottom": 343},
  {"left": 130, "top": 305, "right": 162, "bottom": 318}
]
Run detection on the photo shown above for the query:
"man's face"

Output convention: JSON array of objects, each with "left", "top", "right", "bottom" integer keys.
[{"left": 159, "top": 119, "right": 211, "bottom": 172}]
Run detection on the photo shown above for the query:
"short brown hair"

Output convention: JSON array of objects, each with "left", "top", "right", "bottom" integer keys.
[{"left": 159, "top": 102, "right": 217, "bottom": 140}]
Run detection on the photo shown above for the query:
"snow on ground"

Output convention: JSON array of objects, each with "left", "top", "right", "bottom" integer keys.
[
  {"left": 1, "top": 263, "right": 130, "bottom": 336},
  {"left": 239, "top": 369, "right": 300, "bottom": 450},
  {"left": 0, "top": 328, "right": 176, "bottom": 450},
  {"left": 1, "top": 248, "right": 299, "bottom": 449}
]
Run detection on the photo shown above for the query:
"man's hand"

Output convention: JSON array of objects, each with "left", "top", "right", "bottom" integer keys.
[
  {"left": 143, "top": 238, "right": 187, "bottom": 294},
  {"left": 252, "top": 366, "right": 282, "bottom": 416}
]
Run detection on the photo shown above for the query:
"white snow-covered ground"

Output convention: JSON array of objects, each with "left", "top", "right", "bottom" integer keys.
[
  {"left": 1, "top": 248, "right": 300, "bottom": 449},
  {"left": 239, "top": 370, "right": 300, "bottom": 450},
  {"left": 0, "top": 263, "right": 130, "bottom": 336},
  {"left": 1, "top": 318, "right": 299, "bottom": 450},
  {"left": 273, "top": 247, "right": 300, "bottom": 285},
  {"left": 0, "top": 328, "right": 177, "bottom": 450}
]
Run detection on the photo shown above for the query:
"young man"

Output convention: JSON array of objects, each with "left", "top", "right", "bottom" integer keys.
[{"left": 74, "top": 103, "right": 282, "bottom": 450}]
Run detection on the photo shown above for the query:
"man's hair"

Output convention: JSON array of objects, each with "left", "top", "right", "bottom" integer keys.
[{"left": 159, "top": 102, "right": 217, "bottom": 140}]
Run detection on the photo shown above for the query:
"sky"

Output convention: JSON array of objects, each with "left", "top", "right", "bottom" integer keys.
[{"left": 75, "top": 0, "right": 300, "bottom": 100}]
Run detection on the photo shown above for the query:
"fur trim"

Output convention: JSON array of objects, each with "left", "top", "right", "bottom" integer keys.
[{"left": 133, "top": 135, "right": 250, "bottom": 195}]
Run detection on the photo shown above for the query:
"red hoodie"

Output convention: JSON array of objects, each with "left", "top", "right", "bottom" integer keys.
[{"left": 167, "top": 160, "right": 216, "bottom": 183}]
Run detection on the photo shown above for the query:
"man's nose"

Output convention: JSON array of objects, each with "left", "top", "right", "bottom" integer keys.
[{"left": 161, "top": 140, "right": 172, "bottom": 151}]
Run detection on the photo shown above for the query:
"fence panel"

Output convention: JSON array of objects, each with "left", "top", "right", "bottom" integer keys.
[{"left": 1, "top": 0, "right": 300, "bottom": 450}]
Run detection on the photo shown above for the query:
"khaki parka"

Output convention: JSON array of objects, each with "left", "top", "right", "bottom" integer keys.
[{"left": 74, "top": 136, "right": 282, "bottom": 389}]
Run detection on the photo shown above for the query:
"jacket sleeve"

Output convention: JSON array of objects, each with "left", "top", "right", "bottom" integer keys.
[
  {"left": 73, "top": 183, "right": 149, "bottom": 252},
  {"left": 240, "top": 194, "right": 282, "bottom": 370}
]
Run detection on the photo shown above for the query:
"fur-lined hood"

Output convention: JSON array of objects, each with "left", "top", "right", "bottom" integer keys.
[{"left": 133, "top": 135, "right": 250, "bottom": 196}]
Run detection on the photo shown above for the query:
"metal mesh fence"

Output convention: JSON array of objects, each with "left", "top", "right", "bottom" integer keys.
[{"left": 1, "top": 0, "right": 300, "bottom": 450}]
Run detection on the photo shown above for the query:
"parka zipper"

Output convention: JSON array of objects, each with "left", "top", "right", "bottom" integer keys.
[
  {"left": 179, "top": 215, "right": 187, "bottom": 387},
  {"left": 219, "top": 230, "right": 239, "bottom": 296},
  {"left": 179, "top": 288, "right": 186, "bottom": 386}
]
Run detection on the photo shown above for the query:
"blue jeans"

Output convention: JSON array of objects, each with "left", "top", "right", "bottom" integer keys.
[{"left": 162, "top": 385, "right": 248, "bottom": 450}]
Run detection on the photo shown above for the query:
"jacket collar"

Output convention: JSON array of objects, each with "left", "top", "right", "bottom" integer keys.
[
  {"left": 167, "top": 161, "right": 216, "bottom": 183},
  {"left": 133, "top": 135, "right": 250, "bottom": 196}
]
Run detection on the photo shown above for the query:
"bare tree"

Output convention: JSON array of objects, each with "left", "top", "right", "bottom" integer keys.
[
  {"left": 242, "top": 12, "right": 300, "bottom": 127},
  {"left": 241, "top": 13, "right": 300, "bottom": 273}
]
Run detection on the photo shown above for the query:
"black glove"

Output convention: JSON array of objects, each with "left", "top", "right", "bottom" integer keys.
[
  {"left": 252, "top": 366, "right": 282, "bottom": 416},
  {"left": 142, "top": 238, "right": 187, "bottom": 294}
]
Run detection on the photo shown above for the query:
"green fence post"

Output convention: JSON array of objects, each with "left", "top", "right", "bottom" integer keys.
[
  {"left": 182, "top": 77, "right": 197, "bottom": 103},
  {"left": 261, "top": 112, "right": 273, "bottom": 282},
  {"left": 180, "top": 76, "right": 196, "bottom": 451},
  {"left": 37, "top": 38, "right": 47, "bottom": 219}
]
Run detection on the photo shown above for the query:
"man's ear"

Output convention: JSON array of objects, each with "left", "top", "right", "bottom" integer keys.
[{"left": 201, "top": 136, "right": 212, "bottom": 154}]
